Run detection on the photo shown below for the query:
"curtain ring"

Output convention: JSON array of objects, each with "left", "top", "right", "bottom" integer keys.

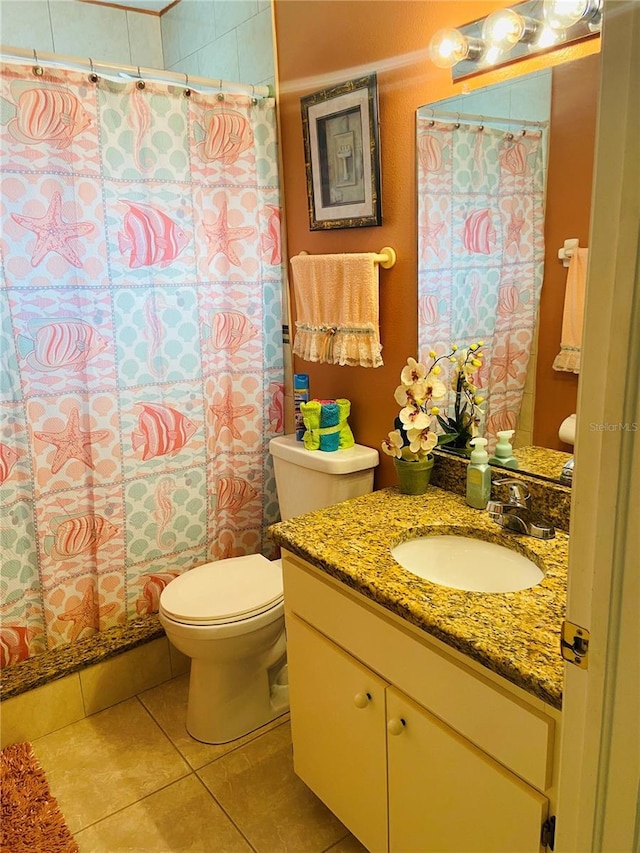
[
  {"left": 136, "top": 66, "right": 145, "bottom": 90},
  {"left": 520, "top": 127, "right": 527, "bottom": 137},
  {"left": 183, "top": 72, "right": 191, "bottom": 97},
  {"left": 478, "top": 115, "right": 484, "bottom": 132},
  {"left": 88, "top": 57, "right": 99, "bottom": 84},
  {"left": 250, "top": 84, "right": 257, "bottom": 106},
  {"left": 506, "top": 132, "right": 514, "bottom": 141},
  {"left": 217, "top": 79, "right": 224, "bottom": 102},
  {"left": 32, "top": 48, "right": 44, "bottom": 77},
  {"left": 427, "top": 108, "right": 435, "bottom": 128},
  {"left": 454, "top": 112, "right": 461, "bottom": 129}
]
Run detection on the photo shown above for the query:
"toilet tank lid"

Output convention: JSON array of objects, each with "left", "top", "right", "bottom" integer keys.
[
  {"left": 160, "top": 555, "right": 282, "bottom": 623},
  {"left": 269, "top": 434, "right": 379, "bottom": 474}
]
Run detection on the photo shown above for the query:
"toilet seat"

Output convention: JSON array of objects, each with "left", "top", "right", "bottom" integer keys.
[{"left": 160, "top": 555, "right": 283, "bottom": 626}]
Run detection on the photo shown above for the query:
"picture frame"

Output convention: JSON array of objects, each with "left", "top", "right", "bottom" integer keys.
[{"left": 301, "top": 73, "right": 381, "bottom": 230}]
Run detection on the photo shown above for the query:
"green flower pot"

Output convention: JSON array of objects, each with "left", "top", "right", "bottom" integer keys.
[{"left": 393, "top": 455, "right": 434, "bottom": 495}]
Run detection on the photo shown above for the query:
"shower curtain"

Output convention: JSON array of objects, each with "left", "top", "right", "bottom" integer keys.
[
  {"left": 417, "top": 118, "right": 545, "bottom": 445},
  {"left": 0, "top": 62, "right": 284, "bottom": 666}
]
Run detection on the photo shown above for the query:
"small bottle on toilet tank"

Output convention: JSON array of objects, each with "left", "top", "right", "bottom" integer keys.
[{"left": 294, "top": 374, "right": 310, "bottom": 441}]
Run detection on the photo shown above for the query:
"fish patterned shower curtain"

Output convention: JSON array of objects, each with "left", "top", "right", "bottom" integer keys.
[
  {"left": 417, "top": 119, "right": 545, "bottom": 445},
  {"left": 0, "top": 62, "right": 284, "bottom": 666}
]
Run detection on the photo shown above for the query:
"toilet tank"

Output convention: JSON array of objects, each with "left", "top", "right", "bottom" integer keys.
[{"left": 269, "top": 435, "right": 379, "bottom": 521}]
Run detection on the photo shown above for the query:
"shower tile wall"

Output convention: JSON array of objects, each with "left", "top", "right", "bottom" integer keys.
[
  {"left": 0, "top": 0, "right": 275, "bottom": 89},
  {"left": 0, "top": 637, "right": 189, "bottom": 748},
  {"left": 0, "top": 0, "right": 164, "bottom": 68},
  {"left": 161, "top": 0, "right": 275, "bottom": 87}
]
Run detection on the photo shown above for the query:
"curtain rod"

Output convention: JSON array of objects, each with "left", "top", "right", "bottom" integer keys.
[
  {"left": 0, "top": 45, "right": 273, "bottom": 99},
  {"left": 421, "top": 109, "right": 548, "bottom": 129}
]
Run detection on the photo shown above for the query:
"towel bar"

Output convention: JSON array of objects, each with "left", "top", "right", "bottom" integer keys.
[
  {"left": 297, "top": 246, "right": 397, "bottom": 270},
  {"left": 558, "top": 238, "right": 580, "bottom": 268}
]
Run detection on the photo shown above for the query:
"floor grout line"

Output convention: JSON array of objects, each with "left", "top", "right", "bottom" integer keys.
[
  {"left": 26, "top": 677, "right": 356, "bottom": 852},
  {"left": 191, "top": 772, "right": 260, "bottom": 853}
]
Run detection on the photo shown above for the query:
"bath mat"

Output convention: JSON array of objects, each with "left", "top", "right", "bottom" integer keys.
[{"left": 0, "top": 741, "right": 78, "bottom": 853}]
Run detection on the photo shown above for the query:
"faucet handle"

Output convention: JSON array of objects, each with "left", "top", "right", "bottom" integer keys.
[{"left": 493, "top": 478, "right": 530, "bottom": 507}]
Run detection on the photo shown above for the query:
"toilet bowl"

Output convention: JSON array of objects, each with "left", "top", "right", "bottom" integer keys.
[
  {"left": 159, "top": 554, "right": 287, "bottom": 744},
  {"left": 160, "top": 434, "right": 379, "bottom": 744}
]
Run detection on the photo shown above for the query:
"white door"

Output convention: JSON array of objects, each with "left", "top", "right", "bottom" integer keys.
[{"left": 556, "top": 2, "right": 640, "bottom": 850}]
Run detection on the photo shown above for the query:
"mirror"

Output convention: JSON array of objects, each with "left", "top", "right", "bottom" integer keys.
[{"left": 417, "top": 53, "right": 600, "bottom": 483}]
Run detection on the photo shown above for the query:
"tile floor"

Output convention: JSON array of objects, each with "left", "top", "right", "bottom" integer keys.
[{"left": 30, "top": 673, "right": 368, "bottom": 853}]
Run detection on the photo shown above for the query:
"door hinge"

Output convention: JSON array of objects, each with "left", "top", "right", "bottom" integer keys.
[
  {"left": 560, "top": 620, "right": 590, "bottom": 669},
  {"left": 541, "top": 815, "right": 556, "bottom": 850}
]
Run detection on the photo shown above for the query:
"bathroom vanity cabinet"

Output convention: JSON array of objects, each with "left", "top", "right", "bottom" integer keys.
[{"left": 283, "top": 551, "right": 560, "bottom": 853}]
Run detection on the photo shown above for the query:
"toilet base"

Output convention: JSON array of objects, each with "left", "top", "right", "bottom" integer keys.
[{"left": 185, "top": 640, "right": 289, "bottom": 744}]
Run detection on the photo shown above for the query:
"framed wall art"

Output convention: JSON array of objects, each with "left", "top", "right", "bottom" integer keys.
[{"left": 301, "top": 73, "right": 381, "bottom": 230}]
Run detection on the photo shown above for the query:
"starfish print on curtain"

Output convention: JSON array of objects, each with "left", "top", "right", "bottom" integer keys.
[
  {"left": 33, "top": 407, "right": 109, "bottom": 474},
  {"left": 204, "top": 194, "right": 255, "bottom": 266},
  {"left": 491, "top": 335, "right": 527, "bottom": 383},
  {"left": 504, "top": 206, "right": 526, "bottom": 249},
  {"left": 210, "top": 385, "right": 255, "bottom": 441},
  {"left": 59, "top": 585, "right": 117, "bottom": 642},
  {"left": 11, "top": 191, "right": 94, "bottom": 267}
]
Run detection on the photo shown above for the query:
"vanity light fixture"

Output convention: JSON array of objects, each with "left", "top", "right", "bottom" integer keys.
[{"left": 432, "top": 0, "right": 601, "bottom": 81}]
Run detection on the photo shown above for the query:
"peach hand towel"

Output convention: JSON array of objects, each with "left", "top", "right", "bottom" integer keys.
[
  {"left": 553, "top": 247, "right": 588, "bottom": 373},
  {"left": 290, "top": 253, "right": 383, "bottom": 368}
]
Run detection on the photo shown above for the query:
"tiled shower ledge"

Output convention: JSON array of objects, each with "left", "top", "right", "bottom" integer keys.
[{"left": 1, "top": 616, "right": 164, "bottom": 701}]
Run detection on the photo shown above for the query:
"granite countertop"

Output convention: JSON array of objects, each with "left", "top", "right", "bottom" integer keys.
[
  {"left": 269, "top": 485, "right": 568, "bottom": 710},
  {"left": 512, "top": 445, "right": 573, "bottom": 481}
]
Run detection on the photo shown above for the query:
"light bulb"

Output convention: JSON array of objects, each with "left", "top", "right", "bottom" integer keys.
[
  {"left": 482, "top": 9, "right": 533, "bottom": 49},
  {"left": 543, "top": 0, "right": 602, "bottom": 29},
  {"left": 428, "top": 28, "right": 482, "bottom": 69},
  {"left": 529, "top": 23, "right": 567, "bottom": 50}
]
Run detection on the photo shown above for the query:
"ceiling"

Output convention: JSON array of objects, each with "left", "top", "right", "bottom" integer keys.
[{"left": 79, "top": 0, "right": 177, "bottom": 13}]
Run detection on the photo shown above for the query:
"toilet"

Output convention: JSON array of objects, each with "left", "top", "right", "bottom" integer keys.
[{"left": 159, "top": 434, "right": 379, "bottom": 744}]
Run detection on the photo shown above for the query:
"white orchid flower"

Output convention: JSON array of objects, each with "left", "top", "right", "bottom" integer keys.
[
  {"left": 424, "top": 374, "right": 447, "bottom": 399},
  {"left": 399, "top": 404, "right": 430, "bottom": 431},
  {"left": 394, "top": 384, "right": 412, "bottom": 407},
  {"left": 381, "top": 429, "right": 404, "bottom": 458},
  {"left": 407, "top": 427, "right": 438, "bottom": 455},
  {"left": 401, "top": 357, "right": 427, "bottom": 386}
]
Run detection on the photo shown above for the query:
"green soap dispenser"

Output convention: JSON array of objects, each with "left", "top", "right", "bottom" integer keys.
[
  {"left": 489, "top": 429, "right": 519, "bottom": 469},
  {"left": 466, "top": 437, "right": 491, "bottom": 509}
]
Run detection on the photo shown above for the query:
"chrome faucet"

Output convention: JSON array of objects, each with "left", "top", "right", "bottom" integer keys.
[
  {"left": 486, "top": 479, "right": 555, "bottom": 540},
  {"left": 559, "top": 457, "right": 574, "bottom": 486}
]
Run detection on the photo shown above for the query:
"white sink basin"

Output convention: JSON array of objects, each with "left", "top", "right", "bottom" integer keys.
[{"left": 391, "top": 535, "right": 544, "bottom": 593}]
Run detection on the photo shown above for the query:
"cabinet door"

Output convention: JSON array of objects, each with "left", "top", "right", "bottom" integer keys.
[
  {"left": 286, "top": 612, "right": 389, "bottom": 853},
  {"left": 387, "top": 687, "right": 548, "bottom": 853}
]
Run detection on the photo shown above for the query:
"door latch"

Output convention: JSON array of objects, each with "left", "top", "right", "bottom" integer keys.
[{"left": 561, "top": 620, "right": 590, "bottom": 669}]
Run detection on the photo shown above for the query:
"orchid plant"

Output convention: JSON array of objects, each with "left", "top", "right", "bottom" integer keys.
[
  {"left": 436, "top": 342, "right": 486, "bottom": 450},
  {"left": 382, "top": 344, "right": 485, "bottom": 461}
]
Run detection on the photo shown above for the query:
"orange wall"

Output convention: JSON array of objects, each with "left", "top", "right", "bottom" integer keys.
[
  {"left": 273, "top": 0, "right": 599, "bottom": 488},
  {"left": 533, "top": 53, "right": 600, "bottom": 450}
]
